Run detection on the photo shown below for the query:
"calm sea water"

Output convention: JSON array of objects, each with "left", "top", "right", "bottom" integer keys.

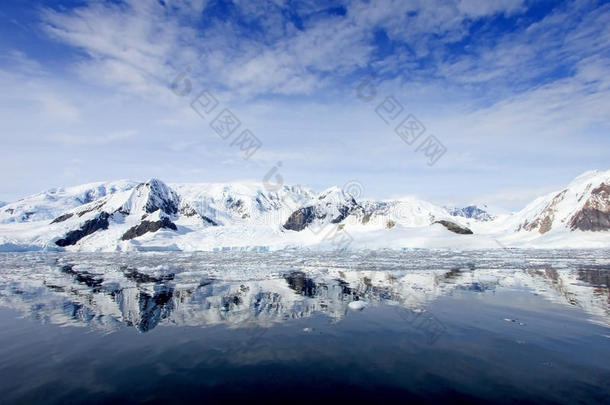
[{"left": 0, "top": 250, "right": 609, "bottom": 404}]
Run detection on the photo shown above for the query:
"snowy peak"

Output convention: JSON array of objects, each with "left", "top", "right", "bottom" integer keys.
[
  {"left": 516, "top": 170, "right": 610, "bottom": 234},
  {"left": 41, "top": 180, "right": 318, "bottom": 249},
  {"left": 365, "top": 197, "right": 454, "bottom": 229},
  {"left": 449, "top": 205, "right": 494, "bottom": 222},
  {"left": 570, "top": 169, "right": 603, "bottom": 185},
  {"left": 317, "top": 186, "right": 356, "bottom": 204},
  {"left": 281, "top": 188, "right": 472, "bottom": 235},
  {"left": 121, "top": 179, "right": 180, "bottom": 216},
  {"left": 283, "top": 186, "right": 362, "bottom": 231},
  {"left": 172, "top": 182, "right": 314, "bottom": 225},
  {"left": 0, "top": 180, "right": 137, "bottom": 224},
  {"left": 0, "top": 170, "right": 608, "bottom": 252},
  {"left": 569, "top": 182, "right": 610, "bottom": 231}
]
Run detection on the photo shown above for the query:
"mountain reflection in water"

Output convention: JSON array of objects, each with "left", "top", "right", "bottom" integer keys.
[{"left": 0, "top": 250, "right": 608, "bottom": 333}]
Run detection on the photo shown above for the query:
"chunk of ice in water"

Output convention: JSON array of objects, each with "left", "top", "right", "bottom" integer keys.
[{"left": 348, "top": 301, "right": 367, "bottom": 311}]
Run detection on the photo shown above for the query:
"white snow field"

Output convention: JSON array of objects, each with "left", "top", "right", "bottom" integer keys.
[{"left": 0, "top": 170, "right": 608, "bottom": 252}]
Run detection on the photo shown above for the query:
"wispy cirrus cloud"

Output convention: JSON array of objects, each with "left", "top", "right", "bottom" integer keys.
[
  {"left": 0, "top": 0, "right": 608, "bottom": 209},
  {"left": 36, "top": 0, "right": 539, "bottom": 100}
]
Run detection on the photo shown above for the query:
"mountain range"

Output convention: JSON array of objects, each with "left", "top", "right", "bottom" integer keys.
[
  {"left": 0, "top": 170, "right": 608, "bottom": 251},
  {"left": 447, "top": 205, "right": 495, "bottom": 222}
]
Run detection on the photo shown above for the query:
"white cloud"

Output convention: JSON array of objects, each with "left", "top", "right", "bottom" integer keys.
[
  {"left": 36, "top": 0, "right": 538, "bottom": 100},
  {"left": 1, "top": 0, "right": 608, "bottom": 207},
  {"left": 41, "top": 0, "right": 197, "bottom": 99},
  {"left": 456, "top": 0, "right": 526, "bottom": 18},
  {"left": 49, "top": 129, "right": 137, "bottom": 145},
  {"left": 0, "top": 63, "right": 81, "bottom": 124}
]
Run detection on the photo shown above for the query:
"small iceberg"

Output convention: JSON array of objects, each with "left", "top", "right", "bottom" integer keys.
[{"left": 348, "top": 301, "right": 367, "bottom": 311}]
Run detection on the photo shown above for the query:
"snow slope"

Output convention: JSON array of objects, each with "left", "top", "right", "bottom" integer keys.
[
  {"left": 0, "top": 170, "right": 608, "bottom": 251},
  {"left": 471, "top": 170, "right": 610, "bottom": 248},
  {"left": 0, "top": 180, "right": 137, "bottom": 224}
]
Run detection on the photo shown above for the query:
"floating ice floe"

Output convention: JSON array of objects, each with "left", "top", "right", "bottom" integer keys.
[{"left": 348, "top": 301, "right": 367, "bottom": 311}]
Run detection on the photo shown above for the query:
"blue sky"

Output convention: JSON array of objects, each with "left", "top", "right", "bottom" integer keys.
[{"left": 0, "top": 0, "right": 609, "bottom": 211}]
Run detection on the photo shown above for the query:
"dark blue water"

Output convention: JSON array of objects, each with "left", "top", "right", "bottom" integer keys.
[{"left": 0, "top": 251, "right": 609, "bottom": 404}]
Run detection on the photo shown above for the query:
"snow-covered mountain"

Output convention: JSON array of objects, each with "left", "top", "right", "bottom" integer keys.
[
  {"left": 0, "top": 180, "right": 137, "bottom": 224},
  {"left": 515, "top": 170, "right": 610, "bottom": 233},
  {"left": 0, "top": 170, "right": 608, "bottom": 251},
  {"left": 0, "top": 178, "right": 469, "bottom": 251},
  {"left": 283, "top": 186, "right": 362, "bottom": 231},
  {"left": 448, "top": 205, "right": 494, "bottom": 221},
  {"left": 471, "top": 170, "right": 610, "bottom": 248}
]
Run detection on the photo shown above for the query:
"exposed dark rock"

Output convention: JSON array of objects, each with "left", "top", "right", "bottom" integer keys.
[
  {"left": 198, "top": 278, "right": 215, "bottom": 288},
  {"left": 441, "top": 268, "right": 462, "bottom": 280},
  {"left": 222, "top": 294, "right": 243, "bottom": 311},
  {"left": 434, "top": 220, "right": 473, "bottom": 234},
  {"left": 570, "top": 208, "right": 610, "bottom": 231},
  {"left": 45, "top": 283, "right": 65, "bottom": 292},
  {"left": 55, "top": 212, "right": 111, "bottom": 247},
  {"left": 4, "top": 208, "right": 14, "bottom": 214},
  {"left": 520, "top": 190, "right": 566, "bottom": 234},
  {"left": 227, "top": 198, "right": 243, "bottom": 210},
  {"left": 284, "top": 271, "right": 317, "bottom": 297},
  {"left": 569, "top": 183, "right": 610, "bottom": 231},
  {"left": 538, "top": 215, "right": 554, "bottom": 234},
  {"left": 121, "top": 217, "right": 178, "bottom": 241},
  {"left": 178, "top": 204, "right": 218, "bottom": 225},
  {"left": 284, "top": 201, "right": 362, "bottom": 231},
  {"left": 60, "top": 264, "right": 104, "bottom": 291},
  {"left": 226, "top": 197, "right": 250, "bottom": 218},
  {"left": 134, "top": 287, "right": 174, "bottom": 333},
  {"left": 331, "top": 206, "right": 351, "bottom": 224},
  {"left": 284, "top": 206, "right": 317, "bottom": 231},
  {"left": 122, "top": 266, "right": 175, "bottom": 283},
  {"left": 201, "top": 215, "right": 218, "bottom": 226},
  {"left": 77, "top": 200, "right": 107, "bottom": 217},
  {"left": 255, "top": 196, "right": 266, "bottom": 211},
  {"left": 136, "top": 180, "right": 179, "bottom": 215},
  {"left": 282, "top": 189, "right": 363, "bottom": 232},
  {"left": 21, "top": 212, "right": 35, "bottom": 221},
  {"left": 114, "top": 207, "right": 130, "bottom": 216},
  {"left": 457, "top": 282, "right": 491, "bottom": 292},
  {"left": 577, "top": 266, "right": 610, "bottom": 289},
  {"left": 180, "top": 205, "right": 198, "bottom": 217},
  {"left": 50, "top": 213, "right": 74, "bottom": 224}
]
